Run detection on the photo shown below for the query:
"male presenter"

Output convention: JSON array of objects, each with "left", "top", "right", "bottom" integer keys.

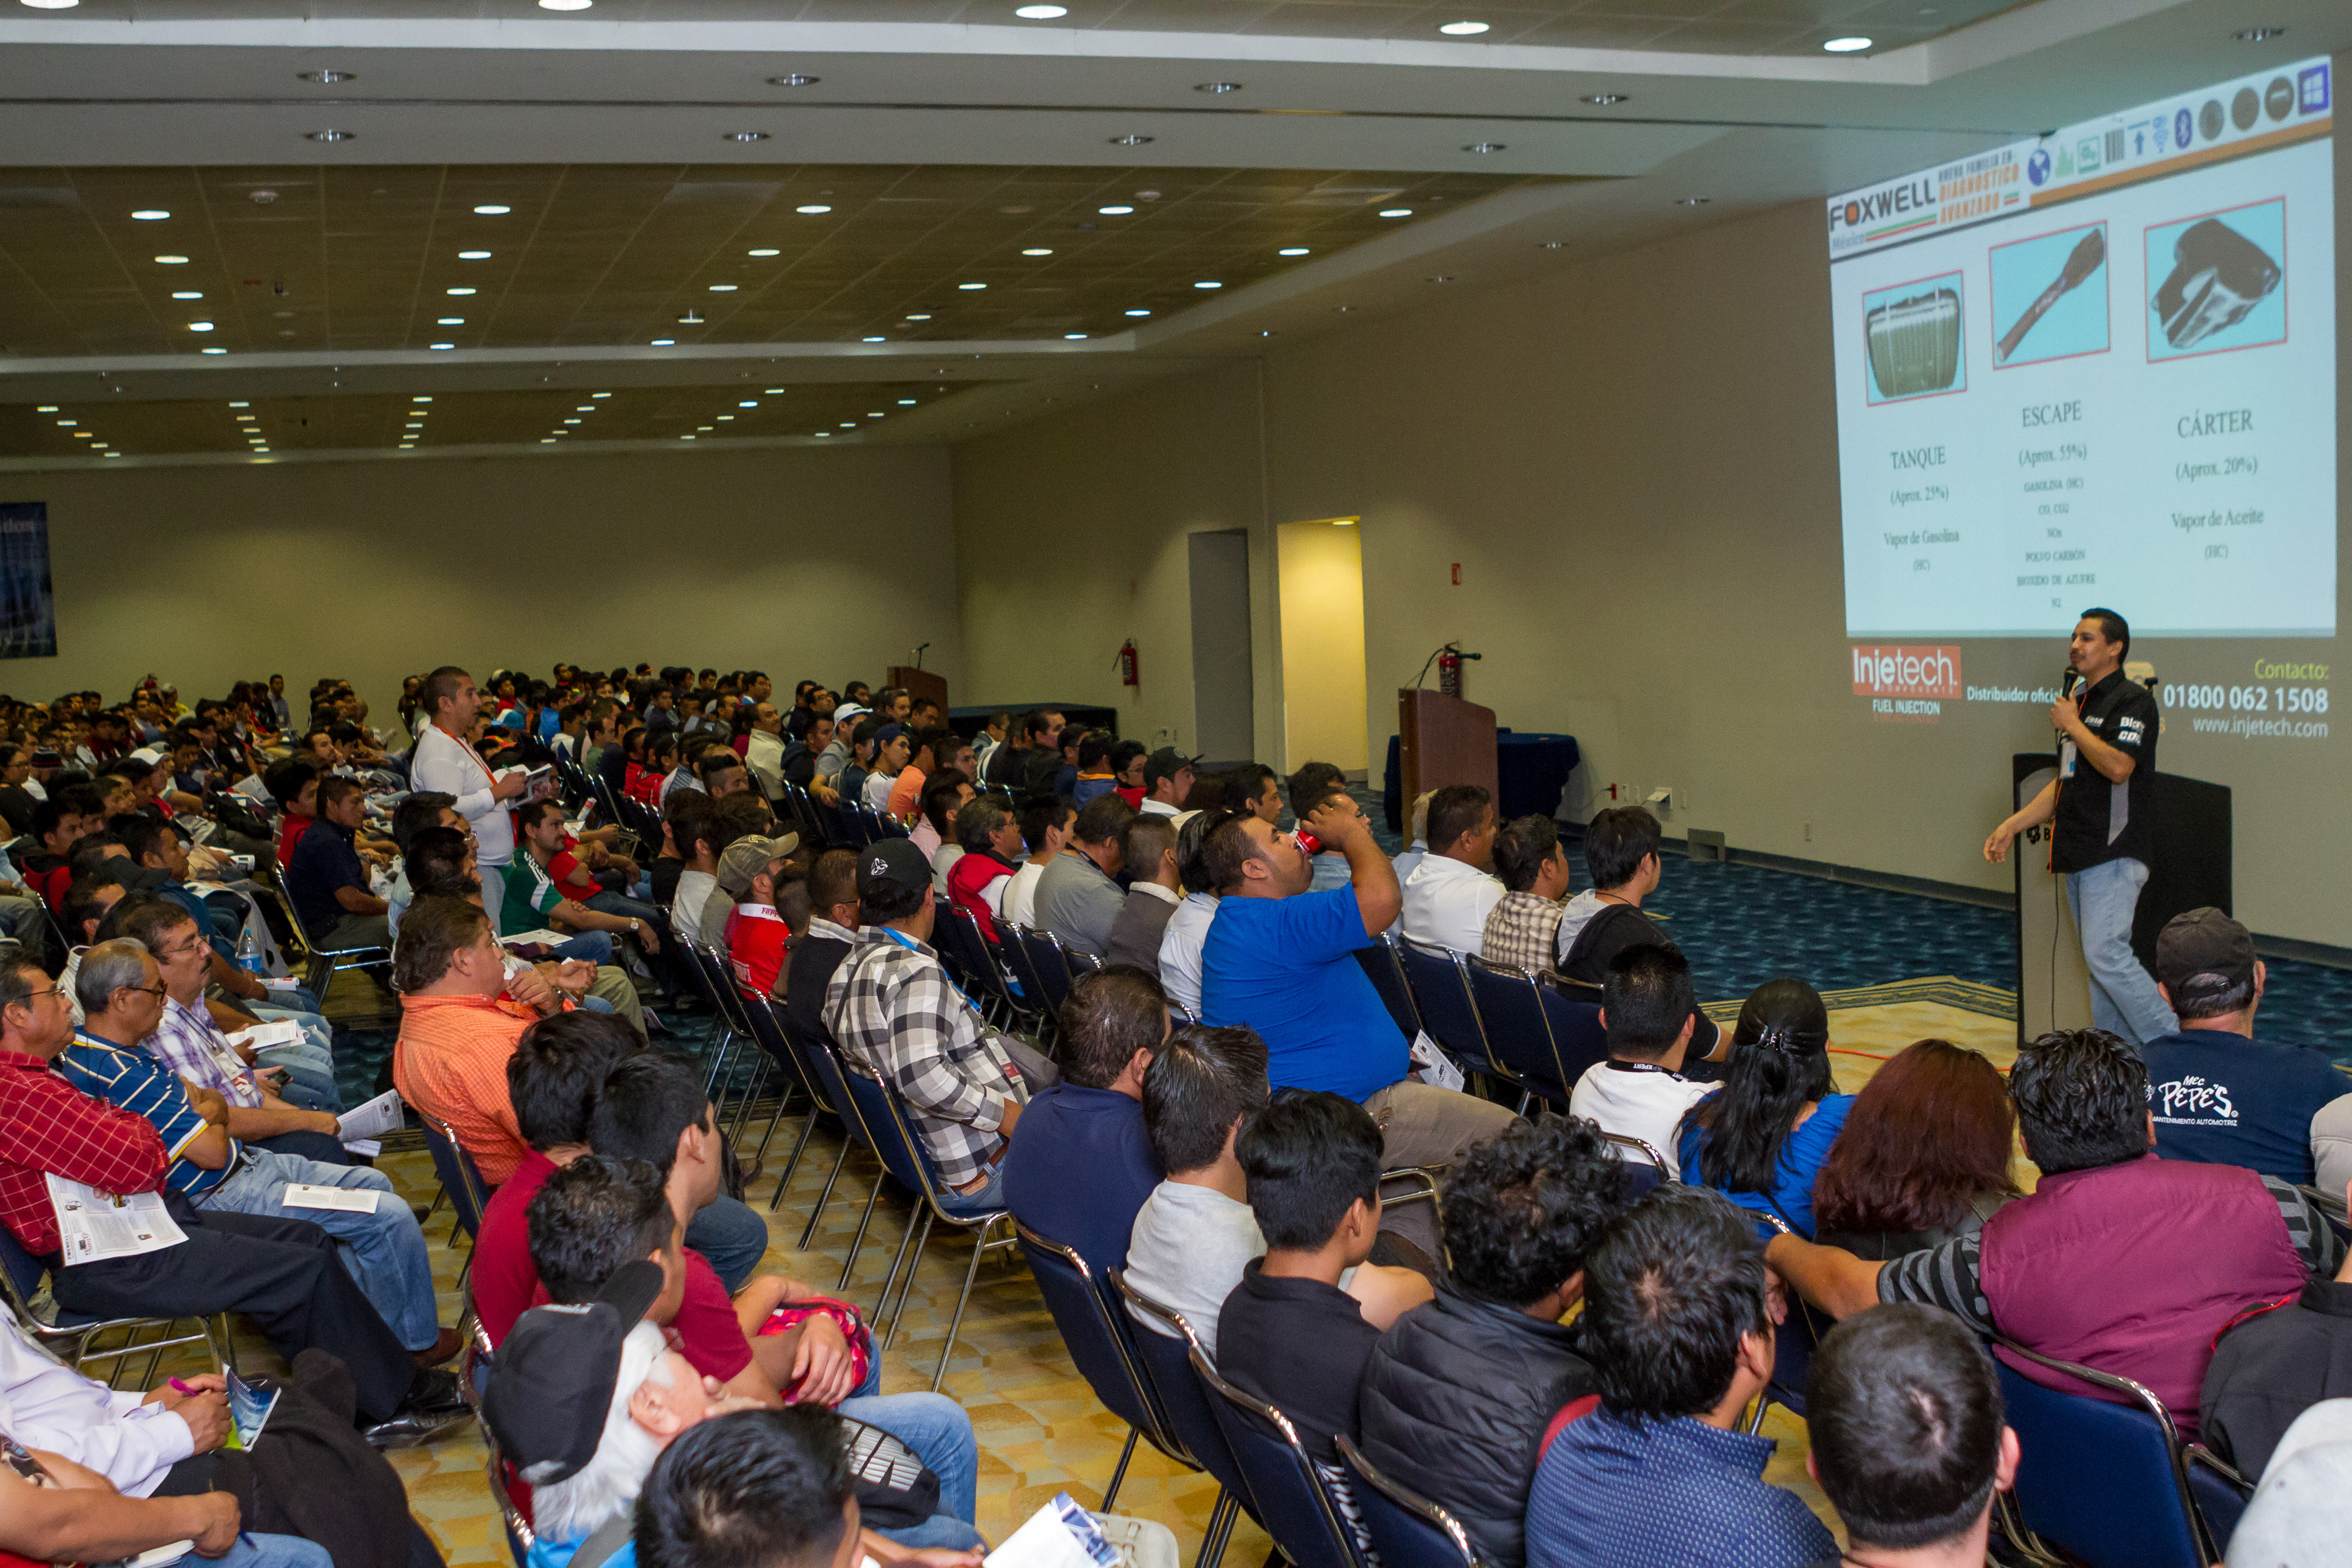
[{"left": 1983, "top": 609, "right": 2175, "bottom": 1047}]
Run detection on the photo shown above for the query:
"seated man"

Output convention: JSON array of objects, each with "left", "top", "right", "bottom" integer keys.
[
  {"left": 786, "top": 851, "right": 861, "bottom": 1054},
  {"left": 1001, "top": 796, "right": 1072, "bottom": 931},
  {"left": 702, "top": 828, "right": 798, "bottom": 956},
  {"left": 1356, "top": 1118, "right": 1624, "bottom": 1568},
  {"left": 1804, "top": 1305, "right": 2019, "bottom": 1568},
  {"left": 61, "top": 938, "right": 454, "bottom": 1366},
  {"left": 1525, "top": 1186, "right": 1836, "bottom": 1568},
  {"left": 2140, "top": 907, "right": 2349, "bottom": 1185},
  {"left": 725, "top": 846, "right": 806, "bottom": 1004},
  {"left": 824, "top": 840, "right": 1058, "bottom": 1216},
  {"left": 1198, "top": 787, "right": 1517, "bottom": 1257},
  {"left": 2201, "top": 1179, "right": 2352, "bottom": 1478},
  {"left": 0, "top": 955, "right": 459, "bottom": 1440},
  {"left": 284, "top": 777, "right": 390, "bottom": 950},
  {"left": 1398, "top": 784, "right": 1502, "bottom": 955},
  {"left": 406, "top": 827, "right": 647, "bottom": 1036},
  {"left": 265, "top": 760, "right": 321, "bottom": 874},
  {"left": 1480, "top": 815, "right": 1574, "bottom": 975},
  {"left": 1768, "top": 1027, "right": 2343, "bottom": 1439},
  {"left": 665, "top": 797, "right": 723, "bottom": 944},
  {"left": 1156, "top": 811, "right": 1222, "bottom": 1019},
  {"left": 914, "top": 767, "right": 971, "bottom": 883},
  {"left": 1566, "top": 947, "right": 1725, "bottom": 1178},
  {"left": 1033, "top": 794, "right": 1132, "bottom": 959},
  {"left": 942, "top": 797, "right": 1022, "bottom": 933},
  {"left": 1553, "top": 806, "right": 1699, "bottom": 989},
  {"left": 1000, "top": 966, "right": 1166, "bottom": 1274},
  {"left": 1217, "top": 1090, "right": 1434, "bottom": 1513},
  {"left": 20, "top": 788, "right": 102, "bottom": 913},
  {"left": 508, "top": 800, "right": 663, "bottom": 968},
  {"left": 1138, "top": 748, "right": 1195, "bottom": 819},
  {"left": 1101, "top": 815, "right": 1180, "bottom": 978}
]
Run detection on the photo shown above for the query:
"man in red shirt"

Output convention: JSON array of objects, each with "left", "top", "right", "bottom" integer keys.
[
  {"left": 723, "top": 839, "right": 803, "bottom": 1003},
  {"left": 266, "top": 759, "right": 320, "bottom": 871}
]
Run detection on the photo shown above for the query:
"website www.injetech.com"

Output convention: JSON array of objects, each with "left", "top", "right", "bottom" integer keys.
[{"left": 2176, "top": 659, "right": 2328, "bottom": 740}]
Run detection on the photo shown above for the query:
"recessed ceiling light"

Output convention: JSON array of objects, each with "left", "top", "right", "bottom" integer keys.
[
  {"left": 747, "top": 249, "right": 780, "bottom": 259},
  {"left": 564, "top": 418, "right": 581, "bottom": 424},
  {"left": 898, "top": 398, "right": 918, "bottom": 405},
  {"left": 154, "top": 255, "right": 189, "bottom": 264},
  {"left": 201, "top": 347, "right": 227, "bottom": 354},
  {"left": 958, "top": 282, "right": 986, "bottom": 290},
  {"left": 412, "top": 395, "right": 432, "bottom": 402},
  {"left": 814, "top": 431, "right": 830, "bottom": 438},
  {"left": 1195, "top": 82, "right": 1241, "bottom": 94},
  {"left": 1539, "top": 240, "right": 1565, "bottom": 249},
  {"left": 35, "top": 406, "right": 56, "bottom": 412},
  {"left": 1822, "top": 35, "right": 1871, "bottom": 51},
  {"left": 130, "top": 209, "right": 169, "bottom": 221},
  {"left": 1064, "top": 333, "right": 1089, "bottom": 340},
  {"left": 1013, "top": 4, "right": 1067, "bottom": 17},
  {"left": 188, "top": 321, "right": 214, "bottom": 332},
  {"left": 1022, "top": 247, "right": 1054, "bottom": 256},
  {"left": 1277, "top": 247, "right": 1310, "bottom": 257},
  {"left": 651, "top": 337, "right": 675, "bottom": 346},
  {"left": 1098, "top": 205, "right": 1134, "bottom": 215},
  {"left": 769, "top": 73, "right": 820, "bottom": 87},
  {"left": 458, "top": 249, "right": 491, "bottom": 260},
  {"left": 297, "top": 69, "right": 356, "bottom": 83},
  {"left": 172, "top": 290, "right": 203, "bottom": 299},
  {"left": 698, "top": 425, "right": 715, "bottom": 432},
  {"left": 472, "top": 204, "right": 511, "bottom": 215},
  {"left": 228, "top": 401, "right": 247, "bottom": 408},
  {"left": 429, "top": 342, "right": 454, "bottom": 350},
  {"left": 1193, "top": 280, "right": 1222, "bottom": 289},
  {"left": 304, "top": 129, "right": 356, "bottom": 142},
  {"left": 438, "top": 316, "right": 465, "bottom": 324},
  {"left": 723, "top": 130, "right": 771, "bottom": 142},
  {"left": 867, "top": 412, "right": 886, "bottom": 418},
  {"left": 905, "top": 313, "right": 932, "bottom": 320},
  {"left": 709, "top": 284, "right": 738, "bottom": 292},
  {"left": 1463, "top": 142, "right": 1504, "bottom": 154},
  {"left": 795, "top": 203, "right": 832, "bottom": 214},
  {"left": 1438, "top": 20, "right": 1491, "bottom": 35},
  {"left": 2231, "top": 26, "right": 2286, "bottom": 40},
  {"left": 716, "top": 415, "right": 735, "bottom": 421},
  {"left": 1581, "top": 93, "right": 1629, "bottom": 106},
  {"left": 446, "top": 287, "right": 476, "bottom": 295},
  {"left": 20, "top": 2, "right": 81, "bottom": 11},
  {"left": 1110, "top": 135, "right": 1153, "bottom": 146},
  {"left": 538, "top": 0, "right": 592, "bottom": 9},
  {"left": 1124, "top": 308, "right": 1151, "bottom": 317},
  {"left": 862, "top": 335, "right": 886, "bottom": 342},
  {"left": 1675, "top": 195, "right": 1712, "bottom": 205},
  {"left": 839, "top": 422, "right": 857, "bottom": 429},
  {"left": 592, "top": 391, "right": 613, "bottom": 398},
  {"left": 1379, "top": 208, "right": 1412, "bottom": 218},
  {"left": 1427, "top": 275, "right": 1455, "bottom": 283}
]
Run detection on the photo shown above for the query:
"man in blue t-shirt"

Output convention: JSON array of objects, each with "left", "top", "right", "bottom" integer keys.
[
  {"left": 1198, "top": 782, "right": 1516, "bottom": 1255},
  {"left": 2143, "top": 907, "right": 2350, "bottom": 1186}
]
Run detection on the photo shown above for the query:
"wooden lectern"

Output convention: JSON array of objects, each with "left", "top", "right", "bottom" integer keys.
[
  {"left": 1398, "top": 688, "right": 1498, "bottom": 809},
  {"left": 889, "top": 667, "right": 948, "bottom": 714}
]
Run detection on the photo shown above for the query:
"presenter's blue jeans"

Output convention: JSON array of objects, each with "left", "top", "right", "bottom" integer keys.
[{"left": 2064, "top": 855, "right": 2178, "bottom": 1049}]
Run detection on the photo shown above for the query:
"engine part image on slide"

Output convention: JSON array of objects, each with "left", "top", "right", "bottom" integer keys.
[
  {"left": 2152, "top": 218, "right": 2282, "bottom": 349},
  {"left": 1866, "top": 287, "right": 1962, "bottom": 396},
  {"left": 1997, "top": 229, "right": 2106, "bottom": 362}
]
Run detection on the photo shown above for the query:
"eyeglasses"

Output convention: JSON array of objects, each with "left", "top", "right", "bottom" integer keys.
[
  {"left": 123, "top": 983, "right": 169, "bottom": 1001},
  {"left": 153, "top": 938, "right": 206, "bottom": 960}
]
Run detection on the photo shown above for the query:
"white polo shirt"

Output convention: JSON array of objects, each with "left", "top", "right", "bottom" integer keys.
[{"left": 1398, "top": 853, "right": 1504, "bottom": 956}]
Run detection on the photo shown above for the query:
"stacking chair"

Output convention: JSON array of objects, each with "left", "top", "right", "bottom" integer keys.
[
  {"left": 1015, "top": 1225, "right": 1192, "bottom": 1510},
  {"left": 1013, "top": 924, "right": 1079, "bottom": 1017},
  {"left": 1112, "top": 1276, "right": 1263, "bottom": 1568},
  {"left": 691, "top": 942, "right": 772, "bottom": 1139},
  {"left": 736, "top": 995, "right": 819, "bottom": 1196},
  {"left": 938, "top": 904, "right": 1035, "bottom": 1033},
  {"left": 1394, "top": 936, "right": 1502, "bottom": 1086},
  {"left": 482, "top": 1430, "right": 539, "bottom": 1568},
  {"left": 1335, "top": 1435, "right": 1482, "bottom": 1568},
  {"left": 1191, "top": 1344, "right": 1360, "bottom": 1568},
  {"left": 0, "top": 1224, "right": 233, "bottom": 1389},
  {"left": 1743, "top": 1212, "right": 1816, "bottom": 1429},
  {"left": 766, "top": 1006, "right": 875, "bottom": 1250},
  {"left": 1596, "top": 1131, "right": 1670, "bottom": 1202},
  {"left": 1464, "top": 956, "right": 1572, "bottom": 1109},
  {"left": 421, "top": 1114, "right": 494, "bottom": 1280},
  {"left": 1993, "top": 1340, "right": 2211, "bottom": 1568},
  {"left": 2184, "top": 1444, "right": 2251, "bottom": 1557},
  {"left": 255, "top": 855, "right": 391, "bottom": 1005},
  {"left": 993, "top": 917, "right": 1062, "bottom": 1040},
  {"left": 1534, "top": 976, "right": 1612, "bottom": 1086},
  {"left": 1352, "top": 934, "right": 1422, "bottom": 1042}
]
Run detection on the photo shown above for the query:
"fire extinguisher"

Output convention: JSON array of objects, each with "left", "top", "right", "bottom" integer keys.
[
  {"left": 1438, "top": 645, "right": 1462, "bottom": 699},
  {"left": 1117, "top": 640, "right": 1140, "bottom": 688}
]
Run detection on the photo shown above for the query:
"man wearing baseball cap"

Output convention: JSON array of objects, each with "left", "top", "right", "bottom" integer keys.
[
  {"left": 823, "top": 839, "right": 1059, "bottom": 1213},
  {"left": 719, "top": 834, "right": 804, "bottom": 1002},
  {"left": 699, "top": 830, "right": 800, "bottom": 952},
  {"left": 1138, "top": 748, "right": 1198, "bottom": 819},
  {"left": 2141, "top": 907, "right": 2350, "bottom": 1186}
]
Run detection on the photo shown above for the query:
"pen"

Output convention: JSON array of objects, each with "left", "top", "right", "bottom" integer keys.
[{"left": 167, "top": 1377, "right": 196, "bottom": 1396}]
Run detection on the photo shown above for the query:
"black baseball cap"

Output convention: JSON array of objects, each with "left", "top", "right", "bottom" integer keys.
[
  {"left": 482, "top": 1259, "right": 665, "bottom": 1484},
  {"left": 1143, "top": 747, "right": 1201, "bottom": 788},
  {"left": 857, "top": 838, "right": 931, "bottom": 899},
  {"left": 2154, "top": 907, "right": 2256, "bottom": 1008}
]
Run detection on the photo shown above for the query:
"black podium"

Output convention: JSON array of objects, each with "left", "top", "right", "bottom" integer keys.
[{"left": 2010, "top": 753, "right": 2232, "bottom": 1044}]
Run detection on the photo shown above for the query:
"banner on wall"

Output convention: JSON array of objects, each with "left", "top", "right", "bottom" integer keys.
[{"left": 0, "top": 504, "right": 57, "bottom": 660}]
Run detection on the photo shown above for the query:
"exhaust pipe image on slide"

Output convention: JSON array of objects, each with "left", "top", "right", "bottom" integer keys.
[
  {"left": 1866, "top": 287, "right": 1963, "bottom": 397},
  {"left": 2152, "top": 217, "right": 2282, "bottom": 350}
]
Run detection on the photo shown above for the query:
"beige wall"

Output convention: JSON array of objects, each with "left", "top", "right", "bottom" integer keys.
[
  {"left": 955, "top": 177, "right": 2352, "bottom": 947},
  {"left": 1276, "top": 519, "right": 1367, "bottom": 774},
  {"left": 2, "top": 443, "right": 957, "bottom": 719}
]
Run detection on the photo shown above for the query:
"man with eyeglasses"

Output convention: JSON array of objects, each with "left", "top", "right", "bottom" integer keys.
[
  {"left": 0, "top": 953, "right": 464, "bottom": 1443},
  {"left": 57, "top": 939, "right": 460, "bottom": 1372}
]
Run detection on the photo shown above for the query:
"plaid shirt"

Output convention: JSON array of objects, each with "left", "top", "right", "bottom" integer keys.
[
  {"left": 147, "top": 997, "right": 263, "bottom": 1110},
  {"left": 823, "top": 927, "right": 1025, "bottom": 1189},
  {"left": 0, "top": 1049, "right": 169, "bottom": 1256},
  {"left": 1481, "top": 891, "right": 1566, "bottom": 975}
]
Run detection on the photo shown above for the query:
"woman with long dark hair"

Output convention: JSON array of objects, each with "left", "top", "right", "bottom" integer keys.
[
  {"left": 1676, "top": 976, "right": 1853, "bottom": 1236},
  {"left": 1811, "top": 1038, "right": 2019, "bottom": 1258}
]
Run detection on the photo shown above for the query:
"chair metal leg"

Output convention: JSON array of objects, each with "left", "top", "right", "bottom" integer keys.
[
  {"left": 880, "top": 1213, "right": 934, "bottom": 1353},
  {"left": 1103, "top": 1428, "right": 1139, "bottom": 1512},
  {"left": 838, "top": 1171, "right": 892, "bottom": 1291},
  {"left": 727, "top": 1057, "right": 770, "bottom": 1144},
  {"left": 747, "top": 1080, "right": 796, "bottom": 1173},
  {"left": 797, "top": 1138, "right": 855, "bottom": 1243},
  {"left": 1195, "top": 1491, "right": 1239, "bottom": 1568},
  {"left": 930, "top": 1218, "right": 996, "bottom": 1392},
  {"left": 771, "top": 1109, "right": 822, "bottom": 1210},
  {"left": 871, "top": 1205, "right": 926, "bottom": 1325}
]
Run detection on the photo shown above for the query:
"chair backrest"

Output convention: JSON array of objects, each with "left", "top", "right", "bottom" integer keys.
[
  {"left": 1062, "top": 939, "right": 1103, "bottom": 976},
  {"left": 740, "top": 993, "right": 814, "bottom": 1100},
  {"left": 1016, "top": 926, "right": 1077, "bottom": 1014},
  {"left": 1463, "top": 957, "right": 1569, "bottom": 1106},
  {"left": 1190, "top": 1345, "right": 1360, "bottom": 1568},
  {"left": 1111, "top": 1274, "right": 1261, "bottom": 1521},
  {"left": 767, "top": 1000, "right": 842, "bottom": 1121},
  {"left": 993, "top": 916, "right": 1055, "bottom": 1006},
  {"left": 1596, "top": 1130, "right": 1669, "bottom": 1176},
  {"left": 2184, "top": 1445, "right": 2249, "bottom": 1558},
  {"left": 1015, "top": 1224, "right": 1186, "bottom": 1465},
  {"left": 422, "top": 1115, "right": 493, "bottom": 1240},
  {"left": 1351, "top": 936, "right": 1422, "bottom": 1042},
  {"left": 0, "top": 1225, "right": 50, "bottom": 1316},
  {"left": 1335, "top": 1434, "right": 1480, "bottom": 1568},
  {"left": 1994, "top": 1344, "right": 2205, "bottom": 1568},
  {"left": 1395, "top": 938, "right": 1493, "bottom": 1075},
  {"left": 829, "top": 1044, "right": 956, "bottom": 1210},
  {"left": 1534, "top": 977, "right": 1611, "bottom": 1086}
]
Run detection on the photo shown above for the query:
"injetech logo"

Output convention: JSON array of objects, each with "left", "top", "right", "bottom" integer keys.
[{"left": 1851, "top": 645, "right": 1962, "bottom": 699}]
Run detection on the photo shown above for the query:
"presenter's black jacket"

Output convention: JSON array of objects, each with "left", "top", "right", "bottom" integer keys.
[
  {"left": 1356, "top": 1286, "right": 1596, "bottom": 1568},
  {"left": 2051, "top": 670, "right": 2159, "bottom": 873}
]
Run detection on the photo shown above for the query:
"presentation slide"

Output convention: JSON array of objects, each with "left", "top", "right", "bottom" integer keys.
[{"left": 1830, "top": 58, "right": 2336, "bottom": 644}]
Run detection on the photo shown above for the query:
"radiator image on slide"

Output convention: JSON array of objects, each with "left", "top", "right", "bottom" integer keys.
[
  {"left": 1863, "top": 272, "right": 1966, "bottom": 402},
  {"left": 2147, "top": 202, "right": 2285, "bottom": 358}
]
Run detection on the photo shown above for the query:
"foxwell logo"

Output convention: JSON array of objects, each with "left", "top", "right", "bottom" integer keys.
[{"left": 1852, "top": 645, "right": 1962, "bottom": 708}]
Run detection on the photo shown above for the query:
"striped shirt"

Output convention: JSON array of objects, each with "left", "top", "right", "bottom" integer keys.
[
  {"left": 0, "top": 1050, "right": 169, "bottom": 1256},
  {"left": 393, "top": 993, "right": 536, "bottom": 1185},
  {"left": 55, "top": 1030, "right": 236, "bottom": 1199},
  {"left": 146, "top": 997, "right": 263, "bottom": 1110}
]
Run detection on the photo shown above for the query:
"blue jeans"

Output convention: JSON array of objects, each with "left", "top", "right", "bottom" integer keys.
[
  {"left": 552, "top": 932, "right": 614, "bottom": 966},
  {"left": 199, "top": 1147, "right": 441, "bottom": 1350},
  {"left": 2064, "top": 856, "right": 2178, "bottom": 1049},
  {"left": 586, "top": 891, "right": 664, "bottom": 929},
  {"left": 172, "top": 1534, "right": 332, "bottom": 1568},
  {"left": 839, "top": 1381, "right": 981, "bottom": 1544},
  {"left": 683, "top": 1195, "right": 768, "bottom": 1294},
  {"left": 934, "top": 1162, "right": 1005, "bottom": 1218},
  {"left": 243, "top": 1002, "right": 342, "bottom": 1114}
]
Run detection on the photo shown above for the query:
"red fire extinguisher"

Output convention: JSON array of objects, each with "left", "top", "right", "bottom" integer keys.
[
  {"left": 1117, "top": 640, "right": 1140, "bottom": 688},
  {"left": 1438, "top": 645, "right": 1462, "bottom": 699}
]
